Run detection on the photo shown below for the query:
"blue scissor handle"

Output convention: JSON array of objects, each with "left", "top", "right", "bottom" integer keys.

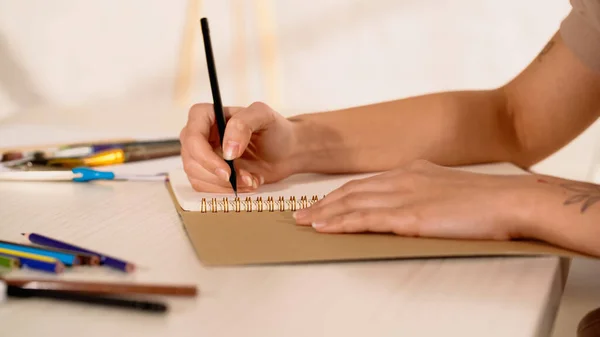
[{"left": 72, "top": 167, "right": 115, "bottom": 182}]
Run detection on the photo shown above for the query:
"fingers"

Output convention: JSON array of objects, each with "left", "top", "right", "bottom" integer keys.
[
  {"left": 237, "top": 167, "right": 260, "bottom": 189},
  {"left": 185, "top": 169, "right": 259, "bottom": 193},
  {"left": 181, "top": 145, "right": 231, "bottom": 192},
  {"left": 310, "top": 208, "right": 420, "bottom": 236},
  {"left": 222, "top": 101, "right": 276, "bottom": 160},
  {"left": 181, "top": 102, "right": 275, "bottom": 186},
  {"left": 292, "top": 168, "right": 427, "bottom": 236},
  {"left": 181, "top": 104, "right": 234, "bottom": 178},
  {"left": 181, "top": 127, "right": 231, "bottom": 181},
  {"left": 294, "top": 191, "right": 408, "bottom": 225},
  {"left": 182, "top": 144, "right": 261, "bottom": 193},
  {"left": 307, "top": 174, "right": 394, "bottom": 210}
]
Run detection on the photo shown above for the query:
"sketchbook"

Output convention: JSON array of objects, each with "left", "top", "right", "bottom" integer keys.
[{"left": 167, "top": 162, "right": 586, "bottom": 266}]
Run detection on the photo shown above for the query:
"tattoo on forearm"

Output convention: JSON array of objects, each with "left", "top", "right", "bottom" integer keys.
[
  {"left": 560, "top": 183, "right": 600, "bottom": 213},
  {"left": 537, "top": 40, "right": 555, "bottom": 62}
]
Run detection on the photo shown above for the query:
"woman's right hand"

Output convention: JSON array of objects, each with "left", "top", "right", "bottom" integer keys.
[{"left": 179, "top": 101, "right": 301, "bottom": 193}]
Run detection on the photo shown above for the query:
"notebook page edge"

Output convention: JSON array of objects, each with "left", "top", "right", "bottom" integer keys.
[{"left": 167, "top": 162, "right": 526, "bottom": 212}]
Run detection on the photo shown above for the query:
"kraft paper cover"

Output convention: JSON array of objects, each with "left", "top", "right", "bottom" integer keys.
[{"left": 166, "top": 163, "right": 586, "bottom": 266}]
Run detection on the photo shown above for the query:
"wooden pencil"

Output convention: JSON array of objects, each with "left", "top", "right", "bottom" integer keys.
[
  {"left": 0, "top": 253, "right": 64, "bottom": 274},
  {"left": 0, "top": 240, "right": 99, "bottom": 266},
  {"left": 200, "top": 17, "right": 238, "bottom": 196},
  {"left": 0, "top": 240, "right": 80, "bottom": 266},
  {"left": 5, "top": 284, "right": 168, "bottom": 313},
  {"left": 0, "top": 247, "right": 56, "bottom": 263},
  {"left": 2, "top": 278, "right": 198, "bottom": 297},
  {"left": 0, "top": 255, "right": 19, "bottom": 269},
  {"left": 22, "top": 233, "right": 134, "bottom": 272}
]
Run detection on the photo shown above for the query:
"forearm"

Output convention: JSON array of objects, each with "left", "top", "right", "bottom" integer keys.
[
  {"left": 290, "top": 89, "right": 517, "bottom": 174},
  {"left": 524, "top": 176, "right": 600, "bottom": 257},
  {"left": 288, "top": 32, "right": 600, "bottom": 175}
]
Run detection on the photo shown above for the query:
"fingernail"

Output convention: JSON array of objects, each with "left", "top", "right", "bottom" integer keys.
[
  {"left": 252, "top": 178, "right": 258, "bottom": 189},
  {"left": 243, "top": 175, "right": 253, "bottom": 187},
  {"left": 223, "top": 141, "right": 239, "bottom": 160},
  {"left": 312, "top": 222, "right": 326, "bottom": 229},
  {"left": 293, "top": 209, "right": 309, "bottom": 220},
  {"left": 258, "top": 175, "right": 265, "bottom": 185},
  {"left": 215, "top": 168, "right": 229, "bottom": 181}
]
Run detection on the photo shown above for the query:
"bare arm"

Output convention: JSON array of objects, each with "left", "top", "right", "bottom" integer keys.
[
  {"left": 503, "top": 33, "right": 600, "bottom": 166},
  {"left": 289, "top": 32, "right": 600, "bottom": 174}
]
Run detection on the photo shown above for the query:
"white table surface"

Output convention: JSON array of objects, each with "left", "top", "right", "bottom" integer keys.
[{"left": 0, "top": 119, "right": 568, "bottom": 337}]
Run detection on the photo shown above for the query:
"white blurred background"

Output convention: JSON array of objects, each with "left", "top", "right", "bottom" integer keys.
[
  {"left": 0, "top": 1, "right": 598, "bottom": 334},
  {"left": 0, "top": 0, "right": 598, "bottom": 182}
]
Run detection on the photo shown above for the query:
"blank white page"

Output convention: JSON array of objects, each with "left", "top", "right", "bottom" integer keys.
[
  {"left": 168, "top": 169, "right": 376, "bottom": 212},
  {"left": 168, "top": 162, "right": 527, "bottom": 212}
]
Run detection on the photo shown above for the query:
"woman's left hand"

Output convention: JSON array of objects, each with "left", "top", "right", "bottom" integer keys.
[{"left": 293, "top": 160, "right": 543, "bottom": 241}]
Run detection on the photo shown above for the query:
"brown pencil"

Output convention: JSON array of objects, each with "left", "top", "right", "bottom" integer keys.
[{"left": 2, "top": 278, "right": 198, "bottom": 297}]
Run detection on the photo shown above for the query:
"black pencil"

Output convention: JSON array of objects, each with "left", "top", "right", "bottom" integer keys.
[
  {"left": 200, "top": 17, "right": 238, "bottom": 196},
  {"left": 5, "top": 284, "right": 168, "bottom": 313}
]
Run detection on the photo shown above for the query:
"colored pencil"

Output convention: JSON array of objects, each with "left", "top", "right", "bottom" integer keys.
[
  {"left": 0, "top": 255, "right": 19, "bottom": 269},
  {"left": 22, "top": 233, "right": 134, "bottom": 272},
  {"left": 0, "top": 240, "right": 79, "bottom": 266},
  {"left": 3, "top": 283, "right": 168, "bottom": 313},
  {"left": 0, "top": 239, "right": 99, "bottom": 266},
  {"left": 0, "top": 247, "right": 56, "bottom": 263},
  {"left": 0, "top": 253, "right": 65, "bottom": 274},
  {"left": 3, "top": 277, "right": 198, "bottom": 297}
]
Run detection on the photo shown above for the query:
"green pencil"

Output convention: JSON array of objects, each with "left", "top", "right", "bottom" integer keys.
[{"left": 0, "top": 255, "right": 19, "bottom": 269}]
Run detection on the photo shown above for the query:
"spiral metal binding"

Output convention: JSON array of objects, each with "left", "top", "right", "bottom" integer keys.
[{"left": 199, "top": 195, "right": 324, "bottom": 213}]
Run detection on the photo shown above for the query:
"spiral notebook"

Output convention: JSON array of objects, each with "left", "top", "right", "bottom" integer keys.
[{"left": 166, "top": 163, "right": 586, "bottom": 266}]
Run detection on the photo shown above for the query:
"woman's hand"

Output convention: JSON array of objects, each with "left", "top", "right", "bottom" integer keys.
[
  {"left": 179, "top": 102, "right": 300, "bottom": 193},
  {"left": 293, "top": 159, "right": 600, "bottom": 257},
  {"left": 293, "top": 160, "right": 544, "bottom": 241}
]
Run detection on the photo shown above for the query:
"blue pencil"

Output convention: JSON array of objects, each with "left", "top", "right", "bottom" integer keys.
[
  {"left": 0, "top": 239, "right": 99, "bottom": 266},
  {"left": 22, "top": 233, "right": 134, "bottom": 273},
  {"left": 0, "top": 240, "right": 79, "bottom": 266},
  {"left": 0, "top": 253, "right": 65, "bottom": 274}
]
